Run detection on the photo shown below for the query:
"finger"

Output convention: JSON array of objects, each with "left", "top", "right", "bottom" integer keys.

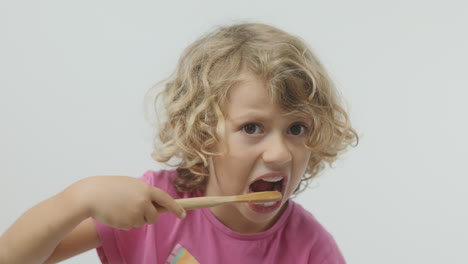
[
  {"left": 149, "top": 187, "right": 186, "bottom": 219},
  {"left": 144, "top": 203, "right": 158, "bottom": 224},
  {"left": 132, "top": 215, "right": 146, "bottom": 228}
]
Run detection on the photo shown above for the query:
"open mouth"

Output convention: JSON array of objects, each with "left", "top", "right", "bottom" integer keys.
[{"left": 248, "top": 174, "right": 285, "bottom": 208}]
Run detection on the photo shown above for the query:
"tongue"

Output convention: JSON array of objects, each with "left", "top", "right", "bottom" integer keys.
[{"left": 250, "top": 180, "right": 274, "bottom": 192}]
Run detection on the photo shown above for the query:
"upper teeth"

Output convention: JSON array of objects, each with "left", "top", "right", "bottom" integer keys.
[{"left": 261, "top": 177, "right": 283, "bottom": 182}]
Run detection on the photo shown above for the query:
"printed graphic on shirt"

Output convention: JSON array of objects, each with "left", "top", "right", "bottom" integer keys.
[{"left": 165, "top": 244, "right": 200, "bottom": 264}]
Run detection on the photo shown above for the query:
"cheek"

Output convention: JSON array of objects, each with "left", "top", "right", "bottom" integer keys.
[
  {"left": 299, "top": 151, "right": 311, "bottom": 171},
  {"left": 291, "top": 151, "right": 312, "bottom": 186},
  {"left": 213, "top": 148, "right": 252, "bottom": 184},
  {"left": 218, "top": 137, "right": 258, "bottom": 185},
  {"left": 227, "top": 134, "right": 257, "bottom": 160},
  {"left": 299, "top": 145, "right": 311, "bottom": 163}
]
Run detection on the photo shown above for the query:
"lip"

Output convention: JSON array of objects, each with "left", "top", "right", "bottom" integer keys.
[
  {"left": 246, "top": 172, "right": 288, "bottom": 214},
  {"left": 248, "top": 200, "right": 282, "bottom": 214}
]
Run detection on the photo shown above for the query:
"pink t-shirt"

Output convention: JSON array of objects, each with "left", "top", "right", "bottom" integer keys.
[{"left": 93, "top": 170, "right": 346, "bottom": 264}]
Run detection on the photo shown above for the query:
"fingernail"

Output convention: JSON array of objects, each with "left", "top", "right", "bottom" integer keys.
[{"left": 180, "top": 211, "right": 186, "bottom": 219}]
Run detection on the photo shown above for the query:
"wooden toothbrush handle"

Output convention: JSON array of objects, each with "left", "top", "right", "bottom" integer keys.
[
  {"left": 154, "top": 196, "right": 230, "bottom": 213},
  {"left": 154, "top": 191, "right": 281, "bottom": 214}
]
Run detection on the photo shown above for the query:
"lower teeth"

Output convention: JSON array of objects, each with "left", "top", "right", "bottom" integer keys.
[{"left": 254, "top": 202, "right": 276, "bottom": 207}]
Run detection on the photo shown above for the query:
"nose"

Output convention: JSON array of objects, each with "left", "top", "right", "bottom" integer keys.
[{"left": 262, "top": 133, "right": 292, "bottom": 169}]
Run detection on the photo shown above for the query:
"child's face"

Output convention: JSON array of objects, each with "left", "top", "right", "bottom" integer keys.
[{"left": 205, "top": 72, "right": 312, "bottom": 233}]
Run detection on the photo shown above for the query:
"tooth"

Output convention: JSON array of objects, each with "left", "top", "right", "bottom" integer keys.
[
  {"left": 261, "top": 177, "right": 283, "bottom": 182},
  {"left": 254, "top": 202, "right": 276, "bottom": 206}
]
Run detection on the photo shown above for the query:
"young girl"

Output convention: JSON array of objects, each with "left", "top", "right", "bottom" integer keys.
[{"left": 0, "top": 23, "right": 358, "bottom": 264}]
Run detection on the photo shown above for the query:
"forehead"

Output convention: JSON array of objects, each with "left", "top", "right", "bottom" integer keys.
[
  {"left": 224, "top": 72, "right": 298, "bottom": 120},
  {"left": 227, "top": 73, "right": 270, "bottom": 107}
]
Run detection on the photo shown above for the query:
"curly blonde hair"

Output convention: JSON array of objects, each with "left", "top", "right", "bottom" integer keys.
[{"left": 146, "top": 23, "right": 358, "bottom": 194}]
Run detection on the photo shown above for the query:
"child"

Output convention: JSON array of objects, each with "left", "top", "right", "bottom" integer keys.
[{"left": 0, "top": 23, "right": 358, "bottom": 264}]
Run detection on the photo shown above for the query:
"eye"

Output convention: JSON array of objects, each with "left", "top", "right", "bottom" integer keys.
[
  {"left": 288, "top": 123, "right": 308, "bottom": 136},
  {"left": 242, "top": 123, "right": 263, "bottom": 135}
]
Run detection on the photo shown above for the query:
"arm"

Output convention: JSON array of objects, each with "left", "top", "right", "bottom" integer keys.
[
  {"left": 0, "top": 176, "right": 186, "bottom": 264},
  {"left": 44, "top": 217, "right": 100, "bottom": 264},
  {"left": 0, "top": 189, "right": 91, "bottom": 264}
]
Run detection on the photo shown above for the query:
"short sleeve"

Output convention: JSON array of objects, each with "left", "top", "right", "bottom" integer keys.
[{"left": 313, "top": 231, "right": 346, "bottom": 264}]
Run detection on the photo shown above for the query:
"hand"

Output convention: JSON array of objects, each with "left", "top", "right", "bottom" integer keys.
[{"left": 64, "top": 176, "right": 186, "bottom": 230}]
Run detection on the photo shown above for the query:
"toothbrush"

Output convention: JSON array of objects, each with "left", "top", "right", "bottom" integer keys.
[{"left": 155, "top": 191, "right": 282, "bottom": 213}]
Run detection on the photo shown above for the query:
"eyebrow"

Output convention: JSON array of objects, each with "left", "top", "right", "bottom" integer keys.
[
  {"left": 228, "top": 111, "right": 272, "bottom": 122},
  {"left": 228, "top": 111, "right": 309, "bottom": 123}
]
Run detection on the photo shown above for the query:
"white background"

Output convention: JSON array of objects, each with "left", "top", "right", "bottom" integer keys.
[{"left": 1, "top": 1, "right": 467, "bottom": 263}]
